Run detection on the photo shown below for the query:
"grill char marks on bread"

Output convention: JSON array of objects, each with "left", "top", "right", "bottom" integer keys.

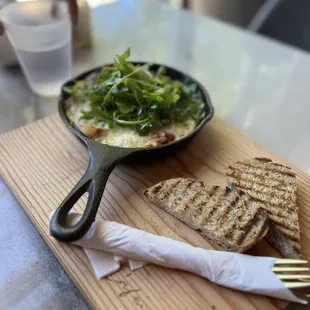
[
  {"left": 226, "top": 157, "right": 300, "bottom": 258},
  {"left": 144, "top": 178, "right": 269, "bottom": 252}
]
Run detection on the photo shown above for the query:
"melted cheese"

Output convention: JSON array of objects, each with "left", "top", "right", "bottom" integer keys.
[{"left": 67, "top": 100, "right": 197, "bottom": 148}]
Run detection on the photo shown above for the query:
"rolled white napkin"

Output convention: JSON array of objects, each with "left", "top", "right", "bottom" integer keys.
[{"left": 49, "top": 212, "right": 306, "bottom": 304}]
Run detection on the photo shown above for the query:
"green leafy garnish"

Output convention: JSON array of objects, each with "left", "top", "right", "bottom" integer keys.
[{"left": 64, "top": 48, "right": 206, "bottom": 135}]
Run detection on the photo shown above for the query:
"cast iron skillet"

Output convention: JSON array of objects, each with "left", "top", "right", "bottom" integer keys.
[{"left": 50, "top": 62, "right": 214, "bottom": 242}]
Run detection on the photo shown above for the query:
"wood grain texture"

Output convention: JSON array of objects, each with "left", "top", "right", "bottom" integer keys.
[{"left": 1, "top": 114, "right": 310, "bottom": 309}]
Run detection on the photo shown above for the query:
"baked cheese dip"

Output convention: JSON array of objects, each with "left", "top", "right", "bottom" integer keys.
[{"left": 65, "top": 48, "right": 206, "bottom": 148}]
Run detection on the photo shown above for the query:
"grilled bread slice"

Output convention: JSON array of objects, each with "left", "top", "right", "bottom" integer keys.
[
  {"left": 144, "top": 178, "right": 269, "bottom": 252},
  {"left": 226, "top": 157, "right": 300, "bottom": 258}
]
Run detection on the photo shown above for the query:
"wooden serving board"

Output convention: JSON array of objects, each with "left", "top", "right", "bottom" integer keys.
[{"left": 1, "top": 114, "right": 310, "bottom": 310}]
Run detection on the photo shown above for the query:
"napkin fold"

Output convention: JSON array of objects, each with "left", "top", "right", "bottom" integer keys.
[{"left": 49, "top": 212, "right": 306, "bottom": 304}]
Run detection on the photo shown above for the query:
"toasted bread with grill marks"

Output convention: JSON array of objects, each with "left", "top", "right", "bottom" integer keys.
[
  {"left": 144, "top": 178, "right": 269, "bottom": 252},
  {"left": 226, "top": 157, "right": 300, "bottom": 258}
]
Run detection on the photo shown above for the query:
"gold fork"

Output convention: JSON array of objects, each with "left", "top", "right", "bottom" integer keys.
[{"left": 273, "top": 259, "right": 310, "bottom": 289}]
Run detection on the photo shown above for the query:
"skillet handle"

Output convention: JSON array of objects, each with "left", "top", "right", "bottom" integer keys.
[{"left": 50, "top": 143, "right": 132, "bottom": 242}]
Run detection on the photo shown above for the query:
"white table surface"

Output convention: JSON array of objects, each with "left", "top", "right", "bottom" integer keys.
[{"left": 0, "top": 0, "right": 309, "bottom": 309}]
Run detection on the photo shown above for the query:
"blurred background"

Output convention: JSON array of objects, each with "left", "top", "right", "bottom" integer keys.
[
  {"left": 170, "top": 0, "right": 310, "bottom": 53},
  {"left": 169, "top": 0, "right": 264, "bottom": 26},
  {"left": 1, "top": 0, "right": 310, "bottom": 68}
]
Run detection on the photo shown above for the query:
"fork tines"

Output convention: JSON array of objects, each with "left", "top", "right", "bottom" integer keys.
[{"left": 273, "top": 258, "right": 310, "bottom": 290}]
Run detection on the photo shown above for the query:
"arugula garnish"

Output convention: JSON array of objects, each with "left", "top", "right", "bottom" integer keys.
[{"left": 64, "top": 48, "right": 206, "bottom": 135}]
